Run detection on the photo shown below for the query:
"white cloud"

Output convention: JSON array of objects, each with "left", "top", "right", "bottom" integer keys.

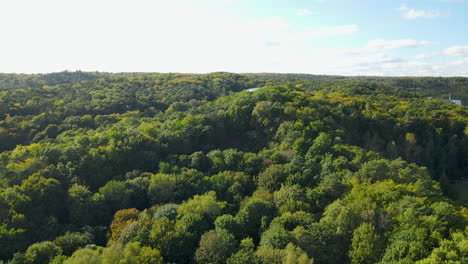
[
  {"left": 366, "top": 39, "right": 434, "bottom": 50},
  {"left": 300, "top": 25, "right": 359, "bottom": 39},
  {"left": 350, "top": 53, "right": 405, "bottom": 68},
  {"left": 443, "top": 46, "right": 468, "bottom": 57},
  {"left": 311, "top": 44, "right": 468, "bottom": 77},
  {"left": 399, "top": 4, "right": 445, "bottom": 19},
  {"left": 333, "top": 58, "right": 468, "bottom": 77},
  {"left": 296, "top": 9, "right": 313, "bottom": 16},
  {"left": 265, "top": 41, "right": 281, "bottom": 47},
  {"left": 433, "top": 0, "right": 464, "bottom": 2},
  {"left": 415, "top": 53, "right": 436, "bottom": 60},
  {"left": 347, "top": 55, "right": 468, "bottom": 77}
]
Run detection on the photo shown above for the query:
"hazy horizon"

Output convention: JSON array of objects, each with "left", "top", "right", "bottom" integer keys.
[{"left": 3, "top": 70, "right": 468, "bottom": 79}]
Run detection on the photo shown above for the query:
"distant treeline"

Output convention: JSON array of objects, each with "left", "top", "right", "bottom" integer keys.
[{"left": 1, "top": 71, "right": 467, "bottom": 105}]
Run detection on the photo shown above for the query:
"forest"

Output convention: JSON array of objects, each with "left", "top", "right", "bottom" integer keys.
[{"left": 0, "top": 71, "right": 467, "bottom": 264}]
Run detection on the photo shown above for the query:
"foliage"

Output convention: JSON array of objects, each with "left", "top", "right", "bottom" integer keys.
[
  {"left": 0, "top": 72, "right": 466, "bottom": 264},
  {"left": 195, "top": 229, "right": 238, "bottom": 264}
]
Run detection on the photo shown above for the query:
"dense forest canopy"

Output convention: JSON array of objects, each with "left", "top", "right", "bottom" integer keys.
[{"left": 0, "top": 71, "right": 467, "bottom": 264}]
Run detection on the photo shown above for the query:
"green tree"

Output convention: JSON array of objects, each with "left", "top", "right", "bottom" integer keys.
[
  {"left": 53, "top": 232, "right": 94, "bottom": 256},
  {"left": 99, "top": 180, "right": 131, "bottom": 212},
  {"left": 63, "top": 247, "right": 102, "bottom": 264},
  {"left": 101, "top": 242, "right": 163, "bottom": 264},
  {"left": 67, "top": 184, "right": 95, "bottom": 227},
  {"left": 282, "top": 243, "right": 314, "bottom": 264},
  {"left": 227, "top": 238, "right": 260, "bottom": 264},
  {"left": 177, "top": 191, "right": 223, "bottom": 220},
  {"left": 24, "top": 241, "right": 62, "bottom": 264},
  {"left": 215, "top": 214, "right": 241, "bottom": 239},
  {"left": 235, "top": 199, "right": 275, "bottom": 241},
  {"left": 148, "top": 173, "right": 176, "bottom": 204},
  {"left": 260, "top": 224, "right": 291, "bottom": 249},
  {"left": 0, "top": 224, "right": 25, "bottom": 260},
  {"left": 195, "top": 229, "right": 238, "bottom": 264},
  {"left": 349, "top": 223, "right": 383, "bottom": 264},
  {"left": 257, "top": 164, "right": 288, "bottom": 192}
]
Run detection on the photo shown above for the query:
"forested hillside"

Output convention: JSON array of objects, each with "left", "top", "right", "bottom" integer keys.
[
  {"left": 0, "top": 72, "right": 467, "bottom": 264},
  {"left": 246, "top": 73, "right": 468, "bottom": 106}
]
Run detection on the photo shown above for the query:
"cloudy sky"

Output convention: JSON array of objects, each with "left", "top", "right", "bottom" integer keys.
[{"left": 1, "top": 0, "right": 468, "bottom": 76}]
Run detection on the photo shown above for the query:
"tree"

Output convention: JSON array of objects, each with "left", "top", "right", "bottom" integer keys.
[
  {"left": 349, "top": 223, "right": 383, "bottom": 264},
  {"left": 260, "top": 224, "right": 291, "bottom": 249},
  {"left": 177, "top": 191, "right": 223, "bottom": 220},
  {"left": 208, "top": 171, "right": 254, "bottom": 205},
  {"left": 291, "top": 224, "right": 344, "bottom": 264},
  {"left": 149, "top": 217, "right": 175, "bottom": 255},
  {"left": 53, "top": 232, "right": 94, "bottom": 256},
  {"left": 125, "top": 177, "right": 150, "bottom": 210},
  {"left": 153, "top": 203, "right": 179, "bottom": 220},
  {"left": 0, "top": 224, "right": 25, "bottom": 260},
  {"left": 257, "top": 164, "right": 288, "bottom": 192},
  {"left": 256, "top": 245, "right": 284, "bottom": 264},
  {"left": 252, "top": 101, "right": 284, "bottom": 136},
  {"left": 101, "top": 242, "right": 163, "bottom": 264},
  {"left": 24, "top": 241, "right": 62, "bottom": 264},
  {"left": 67, "top": 184, "right": 94, "bottom": 227},
  {"left": 189, "top": 151, "right": 211, "bottom": 172},
  {"left": 99, "top": 180, "right": 131, "bottom": 212},
  {"left": 306, "top": 132, "right": 333, "bottom": 158},
  {"left": 60, "top": 244, "right": 100, "bottom": 264},
  {"left": 415, "top": 228, "right": 467, "bottom": 264},
  {"left": 380, "top": 228, "right": 431, "bottom": 263},
  {"left": 227, "top": 238, "right": 260, "bottom": 264},
  {"left": 109, "top": 209, "right": 140, "bottom": 241},
  {"left": 282, "top": 243, "right": 314, "bottom": 264},
  {"left": 235, "top": 199, "right": 275, "bottom": 241},
  {"left": 195, "top": 229, "right": 238, "bottom": 264},
  {"left": 273, "top": 185, "right": 310, "bottom": 214},
  {"left": 215, "top": 214, "right": 241, "bottom": 239},
  {"left": 15, "top": 173, "right": 66, "bottom": 241},
  {"left": 148, "top": 173, "right": 176, "bottom": 204}
]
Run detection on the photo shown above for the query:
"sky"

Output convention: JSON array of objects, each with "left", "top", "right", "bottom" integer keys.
[{"left": 1, "top": 0, "right": 468, "bottom": 76}]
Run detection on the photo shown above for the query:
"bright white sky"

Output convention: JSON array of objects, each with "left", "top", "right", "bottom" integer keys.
[{"left": 1, "top": 0, "right": 468, "bottom": 76}]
